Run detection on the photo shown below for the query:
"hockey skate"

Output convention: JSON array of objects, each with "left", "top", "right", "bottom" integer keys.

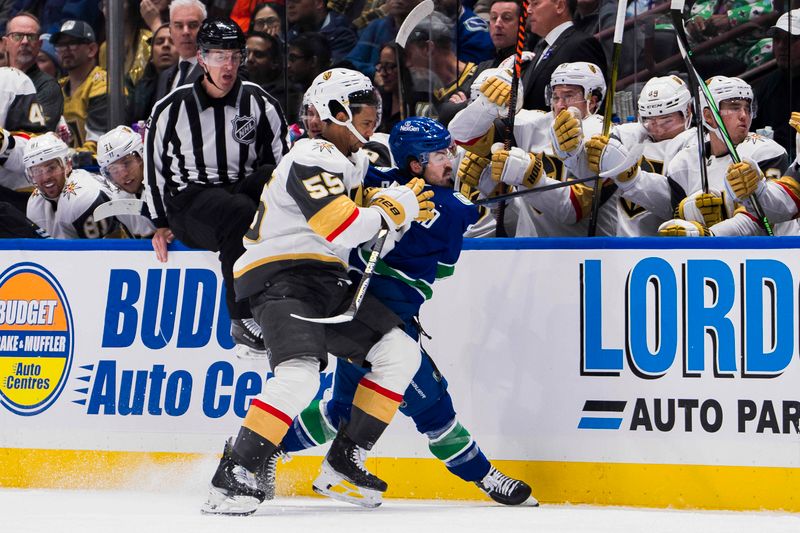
[
  {"left": 230, "top": 318, "right": 269, "bottom": 360},
  {"left": 475, "top": 466, "right": 538, "bottom": 506},
  {"left": 201, "top": 439, "right": 266, "bottom": 515},
  {"left": 312, "top": 433, "right": 387, "bottom": 508},
  {"left": 254, "top": 444, "right": 290, "bottom": 499}
]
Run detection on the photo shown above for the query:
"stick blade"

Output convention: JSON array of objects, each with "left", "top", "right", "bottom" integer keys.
[
  {"left": 395, "top": 0, "right": 435, "bottom": 48},
  {"left": 93, "top": 198, "right": 146, "bottom": 221},
  {"left": 289, "top": 312, "right": 355, "bottom": 324}
]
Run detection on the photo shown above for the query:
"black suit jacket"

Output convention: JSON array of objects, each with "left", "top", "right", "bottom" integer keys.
[
  {"left": 154, "top": 61, "right": 204, "bottom": 102},
  {"left": 521, "top": 25, "right": 608, "bottom": 112}
]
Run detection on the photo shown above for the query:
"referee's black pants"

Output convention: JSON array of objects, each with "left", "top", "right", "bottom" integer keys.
[{"left": 164, "top": 173, "right": 269, "bottom": 320}]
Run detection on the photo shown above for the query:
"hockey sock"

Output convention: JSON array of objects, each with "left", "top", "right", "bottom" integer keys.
[
  {"left": 232, "top": 398, "right": 290, "bottom": 472},
  {"left": 427, "top": 419, "right": 491, "bottom": 482},
  {"left": 345, "top": 377, "right": 403, "bottom": 449},
  {"left": 282, "top": 400, "right": 339, "bottom": 453}
]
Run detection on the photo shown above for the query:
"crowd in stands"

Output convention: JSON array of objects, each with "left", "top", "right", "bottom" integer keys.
[{"left": 1, "top": 0, "right": 799, "bottom": 239}]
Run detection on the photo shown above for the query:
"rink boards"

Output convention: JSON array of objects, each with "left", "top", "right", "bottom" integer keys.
[{"left": 1, "top": 237, "right": 799, "bottom": 511}]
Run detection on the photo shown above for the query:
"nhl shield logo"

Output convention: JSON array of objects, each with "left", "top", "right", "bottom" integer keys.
[{"left": 232, "top": 115, "right": 256, "bottom": 144}]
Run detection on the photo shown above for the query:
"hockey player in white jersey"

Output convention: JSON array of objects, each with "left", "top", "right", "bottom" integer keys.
[
  {"left": 561, "top": 75, "right": 697, "bottom": 236},
  {"left": 654, "top": 76, "right": 789, "bottom": 236},
  {"left": 24, "top": 132, "right": 121, "bottom": 239},
  {"left": 450, "top": 62, "right": 614, "bottom": 236},
  {"left": 97, "top": 126, "right": 157, "bottom": 238},
  {"left": 203, "top": 68, "right": 431, "bottom": 515}
]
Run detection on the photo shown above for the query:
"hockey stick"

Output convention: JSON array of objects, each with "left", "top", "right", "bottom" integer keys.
[
  {"left": 93, "top": 198, "right": 147, "bottom": 221},
  {"left": 495, "top": 0, "right": 530, "bottom": 237},
  {"left": 290, "top": 221, "right": 390, "bottom": 324},
  {"left": 670, "top": 0, "right": 774, "bottom": 236},
  {"left": 394, "top": 0, "right": 434, "bottom": 119},
  {"left": 475, "top": 174, "right": 598, "bottom": 205},
  {"left": 587, "top": 0, "right": 626, "bottom": 237}
]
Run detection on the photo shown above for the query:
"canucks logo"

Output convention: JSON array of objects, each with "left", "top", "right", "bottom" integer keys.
[{"left": 0, "top": 263, "right": 74, "bottom": 416}]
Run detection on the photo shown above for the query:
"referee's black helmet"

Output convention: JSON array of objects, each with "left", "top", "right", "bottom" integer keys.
[{"left": 197, "top": 18, "right": 246, "bottom": 52}]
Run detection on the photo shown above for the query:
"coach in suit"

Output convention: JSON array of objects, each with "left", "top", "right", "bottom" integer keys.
[
  {"left": 154, "top": 0, "right": 206, "bottom": 102},
  {"left": 522, "top": 0, "right": 607, "bottom": 111}
]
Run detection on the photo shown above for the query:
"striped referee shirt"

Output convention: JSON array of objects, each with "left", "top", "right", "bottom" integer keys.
[{"left": 143, "top": 77, "right": 289, "bottom": 228}]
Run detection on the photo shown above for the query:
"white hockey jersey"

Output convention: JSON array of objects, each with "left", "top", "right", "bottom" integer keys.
[
  {"left": 233, "top": 137, "right": 385, "bottom": 299},
  {"left": 0, "top": 67, "right": 47, "bottom": 133},
  {"left": 667, "top": 133, "right": 789, "bottom": 235},
  {"left": 110, "top": 188, "right": 157, "bottom": 238},
  {"left": 0, "top": 131, "right": 31, "bottom": 191},
  {"left": 26, "top": 169, "right": 118, "bottom": 239}
]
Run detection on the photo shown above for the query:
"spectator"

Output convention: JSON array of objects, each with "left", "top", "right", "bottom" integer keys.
[
  {"left": 36, "top": 34, "right": 61, "bottom": 78},
  {"left": 10, "top": 0, "right": 103, "bottom": 36},
  {"left": 4, "top": 13, "right": 63, "bottom": 132},
  {"left": 250, "top": 2, "right": 285, "bottom": 39},
  {"left": 752, "top": 9, "right": 800, "bottom": 161},
  {"left": 0, "top": 37, "right": 6, "bottom": 66},
  {"left": 374, "top": 42, "right": 406, "bottom": 132},
  {"left": 287, "top": 32, "right": 331, "bottom": 94},
  {"left": 573, "top": 0, "right": 599, "bottom": 35},
  {"left": 344, "top": 0, "right": 421, "bottom": 78},
  {"left": 246, "top": 31, "right": 298, "bottom": 121},
  {"left": 436, "top": 0, "right": 494, "bottom": 64},
  {"left": 286, "top": 0, "right": 358, "bottom": 62},
  {"left": 154, "top": 0, "right": 207, "bottom": 101},
  {"left": 52, "top": 20, "right": 109, "bottom": 154},
  {"left": 404, "top": 12, "right": 479, "bottom": 118},
  {"left": 127, "top": 23, "right": 178, "bottom": 123},
  {"left": 521, "top": 0, "right": 607, "bottom": 111},
  {"left": 99, "top": 0, "right": 153, "bottom": 88},
  {"left": 140, "top": 0, "right": 171, "bottom": 32}
]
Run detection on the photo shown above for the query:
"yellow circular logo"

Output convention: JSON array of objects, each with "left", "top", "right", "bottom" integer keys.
[{"left": 0, "top": 263, "right": 73, "bottom": 416}]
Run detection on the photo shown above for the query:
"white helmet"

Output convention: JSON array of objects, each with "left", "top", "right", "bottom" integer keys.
[
  {"left": 97, "top": 126, "right": 143, "bottom": 174},
  {"left": 547, "top": 62, "right": 606, "bottom": 104},
  {"left": 638, "top": 75, "right": 692, "bottom": 118},
  {"left": 23, "top": 132, "right": 69, "bottom": 174},
  {"left": 306, "top": 68, "right": 378, "bottom": 144},
  {"left": 702, "top": 76, "right": 756, "bottom": 133},
  {"left": 705, "top": 75, "right": 754, "bottom": 109}
]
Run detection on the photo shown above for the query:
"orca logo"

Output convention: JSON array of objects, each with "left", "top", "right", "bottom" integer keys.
[{"left": 0, "top": 263, "right": 74, "bottom": 416}]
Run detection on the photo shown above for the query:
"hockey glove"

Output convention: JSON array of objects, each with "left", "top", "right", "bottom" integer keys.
[
  {"left": 550, "top": 108, "right": 583, "bottom": 157},
  {"left": 789, "top": 111, "right": 800, "bottom": 134},
  {"left": 725, "top": 159, "right": 765, "bottom": 202},
  {"left": 585, "top": 135, "right": 640, "bottom": 185},
  {"left": 370, "top": 178, "right": 434, "bottom": 229},
  {"left": 490, "top": 143, "right": 543, "bottom": 188},
  {"left": 658, "top": 219, "right": 712, "bottom": 237},
  {"left": 677, "top": 190, "right": 725, "bottom": 227},
  {"left": 458, "top": 151, "right": 490, "bottom": 188}
]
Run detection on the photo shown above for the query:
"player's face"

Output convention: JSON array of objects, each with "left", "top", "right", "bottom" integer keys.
[
  {"left": 302, "top": 104, "right": 324, "bottom": 139},
  {"left": 27, "top": 158, "right": 68, "bottom": 199},
  {"left": 200, "top": 48, "right": 241, "bottom": 97},
  {"left": 718, "top": 98, "right": 752, "bottom": 145},
  {"left": 641, "top": 110, "right": 687, "bottom": 142},
  {"left": 550, "top": 84, "right": 588, "bottom": 116},
  {"left": 423, "top": 145, "right": 457, "bottom": 187},
  {"left": 105, "top": 153, "right": 144, "bottom": 194},
  {"left": 347, "top": 106, "right": 378, "bottom": 152}
]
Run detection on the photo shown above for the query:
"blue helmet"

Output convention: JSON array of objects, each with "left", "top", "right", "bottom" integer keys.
[{"left": 389, "top": 117, "right": 452, "bottom": 170}]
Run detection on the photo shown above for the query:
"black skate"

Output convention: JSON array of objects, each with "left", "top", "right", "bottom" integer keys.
[
  {"left": 312, "top": 433, "right": 387, "bottom": 508},
  {"left": 230, "top": 318, "right": 269, "bottom": 360},
  {"left": 254, "top": 444, "right": 290, "bottom": 499},
  {"left": 201, "top": 439, "right": 266, "bottom": 515},
  {"left": 475, "top": 466, "right": 538, "bottom": 506}
]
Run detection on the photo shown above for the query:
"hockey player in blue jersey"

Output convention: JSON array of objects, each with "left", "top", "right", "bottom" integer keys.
[{"left": 263, "top": 116, "right": 538, "bottom": 507}]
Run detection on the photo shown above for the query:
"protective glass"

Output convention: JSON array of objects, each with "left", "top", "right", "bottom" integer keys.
[
  {"left": 640, "top": 111, "right": 686, "bottom": 136},
  {"left": 102, "top": 153, "right": 141, "bottom": 180},
  {"left": 545, "top": 85, "right": 587, "bottom": 109},
  {"left": 203, "top": 50, "right": 244, "bottom": 67},
  {"left": 26, "top": 159, "right": 64, "bottom": 182},
  {"left": 718, "top": 98, "right": 757, "bottom": 119}
]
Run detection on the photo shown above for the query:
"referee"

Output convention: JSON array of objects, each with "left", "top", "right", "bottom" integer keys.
[{"left": 142, "top": 18, "right": 289, "bottom": 359}]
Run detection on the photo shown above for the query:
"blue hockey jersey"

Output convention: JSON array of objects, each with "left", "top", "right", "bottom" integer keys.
[{"left": 349, "top": 167, "right": 479, "bottom": 320}]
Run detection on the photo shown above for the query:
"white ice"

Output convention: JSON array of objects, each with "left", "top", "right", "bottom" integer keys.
[{"left": 2, "top": 488, "right": 799, "bottom": 533}]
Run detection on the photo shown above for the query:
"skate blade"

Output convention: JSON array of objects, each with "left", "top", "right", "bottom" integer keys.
[
  {"left": 201, "top": 485, "right": 260, "bottom": 516},
  {"left": 234, "top": 344, "right": 269, "bottom": 360},
  {"left": 312, "top": 479, "right": 383, "bottom": 508}
]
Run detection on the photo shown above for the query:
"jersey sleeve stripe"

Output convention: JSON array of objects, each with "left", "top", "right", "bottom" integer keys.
[
  {"left": 774, "top": 178, "right": 800, "bottom": 213},
  {"left": 308, "top": 195, "right": 360, "bottom": 241}
]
